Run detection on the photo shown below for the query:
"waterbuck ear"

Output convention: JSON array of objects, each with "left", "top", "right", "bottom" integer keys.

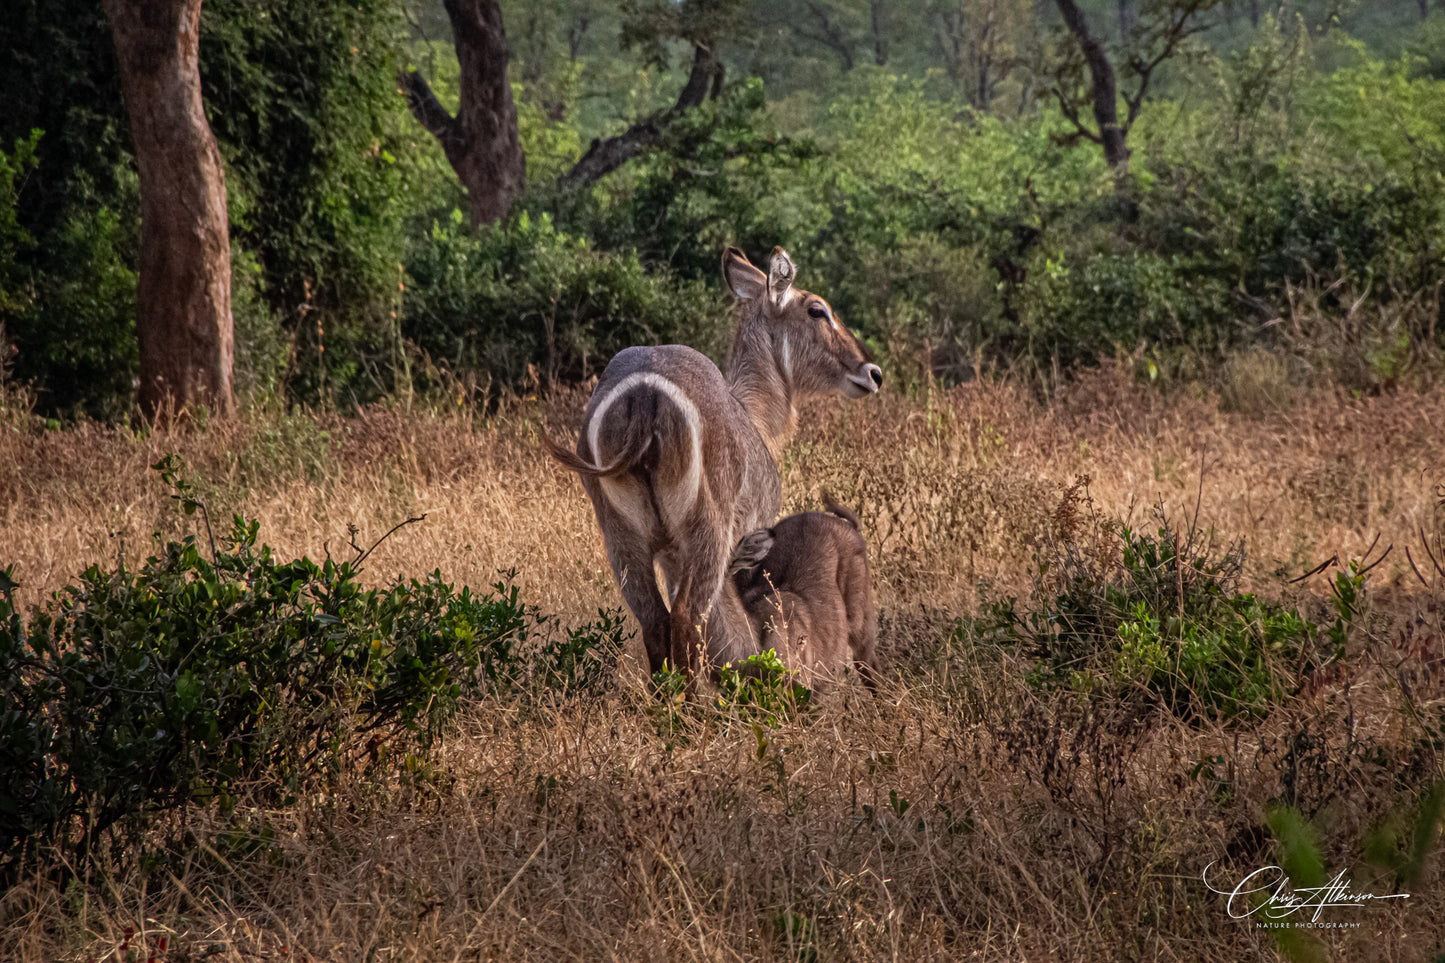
[
  {"left": 767, "top": 246, "right": 796, "bottom": 307},
  {"left": 729, "top": 528, "right": 775, "bottom": 578},
  {"left": 722, "top": 247, "right": 766, "bottom": 301}
]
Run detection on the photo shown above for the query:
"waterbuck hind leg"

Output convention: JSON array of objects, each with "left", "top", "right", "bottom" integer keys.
[
  {"left": 626, "top": 573, "right": 672, "bottom": 676},
  {"left": 668, "top": 571, "right": 706, "bottom": 679},
  {"left": 671, "top": 535, "right": 751, "bottom": 681},
  {"left": 594, "top": 505, "right": 672, "bottom": 674}
]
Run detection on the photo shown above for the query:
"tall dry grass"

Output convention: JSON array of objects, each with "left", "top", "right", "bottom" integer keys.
[{"left": 3, "top": 364, "right": 1444, "bottom": 961}]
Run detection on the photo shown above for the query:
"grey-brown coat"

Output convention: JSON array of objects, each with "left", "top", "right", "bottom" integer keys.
[
  {"left": 729, "top": 499, "right": 879, "bottom": 692},
  {"left": 548, "top": 247, "right": 882, "bottom": 677}
]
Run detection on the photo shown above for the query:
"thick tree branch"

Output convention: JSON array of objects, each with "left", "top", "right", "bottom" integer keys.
[
  {"left": 870, "top": 0, "right": 888, "bottom": 65},
  {"left": 795, "top": 2, "right": 856, "bottom": 71},
  {"left": 560, "top": 43, "right": 721, "bottom": 191},
  {"left": 398, "top": 68, "right": 458, "bottom": 145},
  {"left": 398, "top": 0, "right": 524, "bottom": 228},
  {"left": 1054, "top": 0, "right": 1128, "bottom": 168}
]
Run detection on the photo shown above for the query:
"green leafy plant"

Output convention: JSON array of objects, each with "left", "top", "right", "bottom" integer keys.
[
  {"left": 997, "top": 488, "right": 1325, "bottom": 721},
  {"left": 716, "top": 649, "right": 813, "bottom": 727},
  {"left": 1363, "top": 780, "right": 1445, "bottom": 890},
  {"left": 0, "top": 457, "right": 624, "bottom": 881}
]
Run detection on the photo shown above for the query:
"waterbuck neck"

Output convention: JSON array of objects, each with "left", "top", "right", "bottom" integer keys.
[{"left": 725, "top": 326, "right": 794, "bottom": 458}]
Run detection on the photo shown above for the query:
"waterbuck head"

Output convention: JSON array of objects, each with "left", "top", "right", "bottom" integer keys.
[{"left": 722, "top": 247, "right": 882, "bottom": 419}]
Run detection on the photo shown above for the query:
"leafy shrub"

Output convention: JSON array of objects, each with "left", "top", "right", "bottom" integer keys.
[
  {"left": 404, "top": 210, "right": 725, "bottom": 390},
  {"left": 0, "top": 129, "right": 40, "bottom": 319},
  {"left": 1019, "top": 249, "right": 1235, "bottom": 369},
  {"left": 553, "top": 79, "right": 823, "bottom": 283},
  {"left": 991, "top": 485, "right": 1329, "bottom": 721},
  {"left": 0, "top": 458, "right": 626, "bottom": 879},
  {"left": 716, "top": 649, "right": 813, "bottom": 727}
]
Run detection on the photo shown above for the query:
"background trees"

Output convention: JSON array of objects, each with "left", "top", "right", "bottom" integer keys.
[
  {"left": 400, "top": 0, "right": 525, "bottom": 228},
  {"left": 102, "top": 0, "right": 235, "bottom": 417},
  {"left": 0, "top": 0, "right": 1442, "bottom": 416}
]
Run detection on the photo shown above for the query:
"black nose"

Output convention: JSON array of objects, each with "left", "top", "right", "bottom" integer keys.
[{"left": 869, "top": 366, "right": 883, "bottom": 388}]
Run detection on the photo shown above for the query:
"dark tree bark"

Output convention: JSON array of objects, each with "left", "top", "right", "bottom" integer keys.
[
  {"left": 870, "top": 0, "right": 888, "bottom": 65},
  {"left": 102, "top": 0, "right": 234, "bottom": 418},
  {"left": 567, "top": 12, "right": 593, "bottom": 60},
  {"left": 797, "top": 2, "right": 856, "bottom": 70},
  {"left": 934, "top": 1, "right": 1009, "bottom": 111},
  {"left": 1054, "top": 0, "right": 1130, "bottom": 169},
  {"left": 560, "top": 43, "right": 723, "bottom": 190},
  {"left": 400, "top": 0, "right": 525, "bottom": 228}
]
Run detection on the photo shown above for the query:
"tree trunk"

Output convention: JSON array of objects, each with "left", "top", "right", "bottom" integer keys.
[
  {"left": 1055, "top": 0, "right": 1130, "bottom": 170},
  {"left": 103, "top": 0, "right": 234, "bottom": 418},
  {"left": 400, "top": 0, "right": 525, "bottom": 229},
  {"left": 870, "top": 0, "right": 888, "bottom": 65},
  {"left": 801, "top": 2, "right": 856, "bottom": 71}
]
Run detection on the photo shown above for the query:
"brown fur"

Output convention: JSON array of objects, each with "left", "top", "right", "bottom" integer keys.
[
  {"left": 546, "top": 247, "right": 881, "bottom": 679},
  {"left": 730, "top": 497, "right": 879, "bottom": 692}
]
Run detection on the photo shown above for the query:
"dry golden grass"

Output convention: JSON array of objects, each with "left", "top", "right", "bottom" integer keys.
[{"left": 3, "top": 364, "right": 1445, "bottom": 961}]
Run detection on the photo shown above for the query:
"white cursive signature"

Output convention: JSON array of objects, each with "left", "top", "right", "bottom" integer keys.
[{"left": 1203, "top": 862, "right": 1410, "bottom": 923}]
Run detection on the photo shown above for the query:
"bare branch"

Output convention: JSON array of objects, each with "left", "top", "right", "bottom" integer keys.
[
  {"left": 398, "top": 68, "right": 458, "bottom": 145},
  {"left": 795, "top": 2, "right": 856, "bottom": 71},
  {"left": 1122, "top": 1, "right": 1212, "bottom": 128},
  {"left": 559, "top": 43, "right": 722, "bottom": 190}
]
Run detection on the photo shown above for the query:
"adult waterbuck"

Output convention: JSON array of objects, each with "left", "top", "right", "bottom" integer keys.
[
  {"left": 547, "top": 246, "right": 882, "bottom": 677},
  {"left": 729, "top": 498, "right": 879, "bottom": 693}
]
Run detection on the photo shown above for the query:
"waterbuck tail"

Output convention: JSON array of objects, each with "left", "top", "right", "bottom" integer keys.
[
  {"left": 822, "top": 493, "right": 861, "bottom": 531},
  {"left": 543, "top": 427, "right": 647, "bottom": 478}
]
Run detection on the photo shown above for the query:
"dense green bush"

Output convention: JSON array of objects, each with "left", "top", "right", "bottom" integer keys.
[
  {"left": 0, "top": 460, "right": 626, "bottom": 879},
  {"left": 0, "top": 130, "right": 40, "bottom": 322},
  {"left": 553, "top": 79, "right": 823, "bottom": 282},
  {"left": 404, "top": 210, "right": 726, "bottom": 388},
  {"left": 988, "top": 492, "right": 1342, "bottom": 721}
]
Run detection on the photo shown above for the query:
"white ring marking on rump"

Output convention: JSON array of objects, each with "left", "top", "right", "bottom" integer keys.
[{"left": 585, "top": 371, "right": 703, "bottom": 534}]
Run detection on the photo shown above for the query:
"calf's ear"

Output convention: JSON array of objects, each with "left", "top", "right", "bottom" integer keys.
[{"left": 729, "top": 529, "right": 775, "bottom": 578}]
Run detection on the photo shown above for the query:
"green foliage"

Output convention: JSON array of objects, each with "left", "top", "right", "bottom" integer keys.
[
  {"left": 200, "top": 0, "right": 426, "bottom": 405},
  {"left": 1019, "top": 249, "right": 1235, "bottom": 369},
  {"left": 0, "top": 458, "right": 625, "bottom": 879},
  {"left": 0, "top": 129, "right": 40, "bottom": 319},
  {"left": 1363, "top": 780, "right": 1445, "bottom": 889},
  {"left": 404, "top": 209, "right": 725, "bottom": 389},
  {"left": 13, "top": 195, "right": 140, "bottom": 417},
  {"left": 716, "top": 649, "right": 813, "bottom": 727},
  {"left": 0, "top": 0, "right": 139, "bottom": 416},
  {"left": 1262, "top": 804, "right": 1330, "bottom": 963},
  {"left": 536, "top": 605, "right": 629, "bottom": 695},
  {"left": 996, "top": 496, "right": 1325, "bottom": 721},
  {"left": 1267, "top": 804, "right": 1327, "bottom": 888},
  {"left": 554, "top": 78, "right": 821, "bottom": 281}
]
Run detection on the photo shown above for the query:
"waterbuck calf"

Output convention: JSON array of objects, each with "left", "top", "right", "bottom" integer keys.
[
  {"left": 547, "top": 247, "right": 882, "bottom": 677},
  {"left": 729, "top": 499, "right": 879, "bottom": 692}
]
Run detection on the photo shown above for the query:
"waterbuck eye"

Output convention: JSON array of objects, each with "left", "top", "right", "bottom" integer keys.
[{"left": 807, "top": 304, "right": 828, "bottom": 320}]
